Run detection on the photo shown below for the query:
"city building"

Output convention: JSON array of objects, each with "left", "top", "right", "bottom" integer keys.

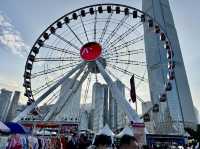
[
  {"left": 0, "top": 89, "right": 13, "bottom": 121},
  {"left": 109, "top": 80, "right": 128, "bottom": 130},
  {"left": 91, "top": 82, "right": 108, "bottom": 132},
  {"left": 7, "top": 91, "right": 21, "bottom": 121},
  {"left": 0, "top": 89, "right": 21, "bottom": 122}
]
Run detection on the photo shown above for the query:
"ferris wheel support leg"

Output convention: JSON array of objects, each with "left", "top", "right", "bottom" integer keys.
[
  {"left": 44, "top": 69, "right": 89, "bottom": 121},
  {"left": 12, "top": 62, "right": 86, "bottom": 122},
  {"left": 54, "top": 71, "right": 89, "bottom": 119},
  {"left": 96, "top": 60, "right": 141, "bottom": 122}
]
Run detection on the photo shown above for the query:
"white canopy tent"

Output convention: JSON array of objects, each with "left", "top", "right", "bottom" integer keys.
[
  {"left": 96, "top": 124, "right": 115, "bottom": 137},
  {"left": 116, "top": 126, "right": 134, "bottom": 138},
  {"left": 92, "top": 124, "right": 115, "bottom": 144}
]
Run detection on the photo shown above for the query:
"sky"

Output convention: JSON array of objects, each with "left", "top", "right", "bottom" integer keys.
[{"left": 0, "top": 0, "right": 200, "bottom": 113}]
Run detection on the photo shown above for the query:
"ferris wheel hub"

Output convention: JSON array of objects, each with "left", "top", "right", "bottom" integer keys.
[
  {"left": 80, "top": 42, "right": 102, "bottom": 61},
  {"left": 88, "top": 57, "right": 106, "bottom": 74}
]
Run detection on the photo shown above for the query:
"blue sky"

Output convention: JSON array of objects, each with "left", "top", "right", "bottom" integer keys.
[{"left": 0, "top": 0, "right": 200, "bottom": 112}]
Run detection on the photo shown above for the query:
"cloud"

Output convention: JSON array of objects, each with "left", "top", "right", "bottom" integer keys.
[
  {"left": 0, "top": 75, "right": 23, "bottom": 91},
  {"left": 0, "top": 11, "right": 29, "bottom": 57}
]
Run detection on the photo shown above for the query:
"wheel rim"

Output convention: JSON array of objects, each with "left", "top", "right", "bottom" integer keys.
[{"left": 23, "top": 4, "right": 175, "bottom": 119}]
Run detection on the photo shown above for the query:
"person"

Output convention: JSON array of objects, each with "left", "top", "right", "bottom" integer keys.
[
  {"left": 68, "top": 133, "right": 78, "bottom": 149},
  {"left": 119, "top": 135, "right": 139, "bottom": 149},
  {"left": 78, "top": 134, "right": 90, "bottom": 149},
  {"left": 88, "top": 134, "right": 112, "bottom": 149}
]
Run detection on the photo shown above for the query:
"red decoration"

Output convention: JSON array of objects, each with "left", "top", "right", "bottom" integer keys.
[{"left": 80, "top": 42, "right": 102, "bottom": 61}]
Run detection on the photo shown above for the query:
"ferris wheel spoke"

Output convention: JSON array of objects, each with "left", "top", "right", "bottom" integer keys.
[
  {"left": 65, "top": 24, "right": 84, "bottom": 45},
  {"left": 94, "top": 9, "right": 97, "bottom": 41},
  {"left": 102, "top": 16, "right": 128, "bottom": 50},
  {"left": 104, "top": 22, "right": 143, "bottom": 51},
  {"left": 103, "top": 35, "right": 144, "bottom": 57},
  {"left": 107, "top": 63, "right": 147, "bottom": 81},
  {"left": 33, "top": 70, "right": 72, "bottom": 95},
  {"left": 42, "top": 44, "right": 79, "bottom": 56},
  {"left": 105, "top": 49, "right": 144, "bottom": 59},
  {"left": 15, "top": 62, "right": 86, "bottom": 122},
  {"left": 34, "top": 57, "right": 80, "bottom": 62},
  {"left": 79, "top": 14, "right": 89, "bottom": 42},
  {"left": 33, "top": 74, "right": 63, "bottom": 94},
  {"left": 44, "top": 91, "right": 60, "bottom": 105},
  {"left": 54, "top": 33, "right": 80, "bottom": 50},
  {"left": 33, "top": 81, "right": 55, "bottom": 96},
  {"left": 99, "top": 12, "right": 113, "bottom": 43},
  {"left": 33, "top": 83, "right": 52, "bottom": 96},
  {"left": 107, "top": 59, "right": 146, "bottom": 66},
  {"left": 31, "top": 62, "right": 81, "bottom": 79},
  {"left": 44, "top": 92, "right": 59, "bottom": 105}
]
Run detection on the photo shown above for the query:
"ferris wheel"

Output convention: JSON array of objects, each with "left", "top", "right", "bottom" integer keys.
[{"left": 14, "top": 4, "right": 175, "bottom": 122}]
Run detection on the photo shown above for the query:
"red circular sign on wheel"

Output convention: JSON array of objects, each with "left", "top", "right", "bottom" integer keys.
[{"left": 80, "top": 42, "right": 102, "bottom": 61}]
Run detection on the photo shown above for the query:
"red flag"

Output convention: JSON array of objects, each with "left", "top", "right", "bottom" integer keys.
[{"left": 130, "top": 75, "right": 136, "bottom": 103}]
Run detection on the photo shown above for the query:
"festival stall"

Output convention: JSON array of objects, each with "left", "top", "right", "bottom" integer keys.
[
  {"left": 0, "top": 121, "right": 80, "bottom": 149},
  {"left": 92, "top": 124, "right": 115, "bottom": 144},
  {"left": 115, "top": 122, "right": 146, "bottom": 147}
]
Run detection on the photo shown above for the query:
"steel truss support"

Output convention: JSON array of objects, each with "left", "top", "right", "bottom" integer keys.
[
  {"left": 44, "top": 68, "right": 89, "bottom": 121},
  {"left": 13, "top": 62, "right": 86, "bottom": 122},
  {"left": 95, "top": 60, "right": 141, "bottom": 122}
]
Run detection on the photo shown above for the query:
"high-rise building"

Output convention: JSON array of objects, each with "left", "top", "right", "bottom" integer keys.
[
  {"left": 0, "top": 89, "right": 13, "bottom": 121},
  {"left": 91, "top": 82, "right": 108, "bottom": 132},
  {"left": 7, "top": 91, "right": 21, "bottom": 121},
  {"left": 142, "top": 0, "right": 197, "bottom": 133},
  {"left": 109, "top": 80, "right": 128, "bottom": 130}
]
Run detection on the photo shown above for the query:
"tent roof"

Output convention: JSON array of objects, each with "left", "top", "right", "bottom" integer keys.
[
  {"left": 116, "top": 126, "right": 134, "bottom": 138},
  {"left": 0, "top": 121, "right": 10, "bottom": 133},
  {"left": 5, "top": 122, "right": 30, "bottom": 134},
  {"left": 97, "top": 124, "right": 115, "bottom": 136}
]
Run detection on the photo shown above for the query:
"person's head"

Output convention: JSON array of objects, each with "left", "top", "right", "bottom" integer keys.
[
  {"left": 79, "top": 134, "right": 87, "bottom": 143},
  {"left": 93, "top": 134, "right": 112, "bottom": 149},
  {"left": 119, "top": 135, "right": 139, "bottom": 149}
]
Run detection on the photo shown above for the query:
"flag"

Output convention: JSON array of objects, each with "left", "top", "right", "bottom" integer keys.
[{"left": 130, "top": 75, "right": 136, "bottom": 103}]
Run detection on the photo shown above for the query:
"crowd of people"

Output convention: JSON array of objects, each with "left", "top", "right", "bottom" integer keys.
[
  {"left": 1, "top": 132, "right": 199, "bottom": 149},
  {"left": 1, "top": 124, "right": 199, "bottom": 149},
  {"left": 60, "top": 133, "right": 199, "bottom": 149},
  {"left": 66, "top": 133, "right": 140, "bottom": 149},
  {"left": 0, "top": 133, "right": 139, "bottom": 149}
]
